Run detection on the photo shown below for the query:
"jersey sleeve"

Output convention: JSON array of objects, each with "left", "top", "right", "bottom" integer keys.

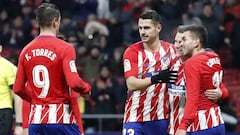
[
  {"left": 179, "top": 59, "right": 201, "bottom": 130},
  {"left": 219, "top": 83, "right": 229, "bottom": 99},
  {"left": 62, "top": 45, "right": 91, "bottom": 94},
  {"left": 13, "top": 54, "right": 32, "bottom": 102},
  {"left": 70, "top": 89, "right": 84, "bottom": 133},
  {"left": 123, "top": 47, "right": 138, "bottom": 78}
]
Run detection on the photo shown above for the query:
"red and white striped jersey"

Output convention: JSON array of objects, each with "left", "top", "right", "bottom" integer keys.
[
  {"left": 186, "top": 106, "right": 224, "bottom": 131},
  {"left": 123, "top": 41, "right": 177, "bottom": 122},
  {"left": 179, "top": 51, "right": 225, "bottom": 131},
  {"left": 14, "top": 36, "right": 90, "bottom": 125},
  {"left": 29, "top": 103, "right": 76, "bottom": 124},
  {"left": 168, "top": 58, "right": 186, "bottom": 135}
]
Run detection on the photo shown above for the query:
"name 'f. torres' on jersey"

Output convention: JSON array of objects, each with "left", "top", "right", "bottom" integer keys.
[
  {"left": 14, "top": 36, "right": 90, "bottom": 124},
  {"left": 123, "top": 41, "right": 177, "bottom": 122}
]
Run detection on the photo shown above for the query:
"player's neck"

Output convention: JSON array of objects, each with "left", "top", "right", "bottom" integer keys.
[
  {"left": 192, "top": 48, "right": 205, "bottom": 56},
  {"left": 39, "top": 28, "right": 57, "bottom": 37},
  {"left": 143, "top": 39, "right": 160, "bottom": 52}
]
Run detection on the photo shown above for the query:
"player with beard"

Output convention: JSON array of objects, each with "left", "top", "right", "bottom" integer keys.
[
  {"left": 175, "top": 24, "right": 227, "bottom": 135},
  {"left": 168, "top": 26, "right": 228, "bottom": 135},
  {"left": 13, "top": 3, "right": 91, "bottom": 135},
  {"left": 122, "top": 10, "right": 178, "bottom": 135}
]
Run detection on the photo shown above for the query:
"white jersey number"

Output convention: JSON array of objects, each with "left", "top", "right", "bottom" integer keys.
[
  {"left": 212, "top": 70, "right": 223, "bottom": 87},
  {"left": 32, "top": 65, "right": 50, "bottom": 98},
  {"left": 122, "top": 128, "right": 135, "bottom": 135}
]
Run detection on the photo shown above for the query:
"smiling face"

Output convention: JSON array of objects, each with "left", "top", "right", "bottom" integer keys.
[
  {"left": 138, "top": 18, "right": 161, "bottom": 45},
  {"left": 174, "top": 32, "right": 184, "bottom": 57},
  {"left": 180, "top": 31, "right": 198, "bottom": 58}
]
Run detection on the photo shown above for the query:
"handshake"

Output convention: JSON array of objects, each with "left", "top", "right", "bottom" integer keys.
[{"left": 151, "top": 69, "right": 178, "bottom": 84}]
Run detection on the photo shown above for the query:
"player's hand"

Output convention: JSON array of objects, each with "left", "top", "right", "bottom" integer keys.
[
  {"left": 14, "top": 125, "right": 23, "bottom": 135},
  {"left": 83, "top": 83, "right": 92, "bottom": 95},
  {"left": 151, "top": 69, "right": 178, "bottom": 84},
  {"left": 175, "top": 129, "right": 186, "bottom": 135},
  {"left": 204, "top": 87, "right": 222, "bottom": 102}
]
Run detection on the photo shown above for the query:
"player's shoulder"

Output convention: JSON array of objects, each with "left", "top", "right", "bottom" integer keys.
[
  {"left": 24, "top": 36, "right": 74, "bottom": 50},
  {"left": 160, "top": 40, "right": 175, "bottom": 49},
  {"left": 50, "top": 37, "right": 74, "bottom": 49},
  {"left": 197, "top": 50, "right": 219, "bottom": 60},
  {"left": 124, "top": 41, "right": 143, "bottom": 54}
]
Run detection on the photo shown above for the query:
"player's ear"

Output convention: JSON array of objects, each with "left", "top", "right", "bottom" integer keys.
[
  {"left": 157, "top": 24, "right": 162, "bottom": 32},
  {"left": 52, "top": 17, "right": 59, "bottom": 28},
  {"left": 194, "top": 38, "right": 201, "bottom": 48}
]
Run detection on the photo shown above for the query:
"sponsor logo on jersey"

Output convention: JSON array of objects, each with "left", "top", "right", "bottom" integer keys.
[{"left": 168, "top": 84, "right": 186, "bottom": 96}]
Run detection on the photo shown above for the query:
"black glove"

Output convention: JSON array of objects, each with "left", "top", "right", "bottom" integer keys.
[{"left": 151, "top": 69, "right": 178, "bottom": 84}]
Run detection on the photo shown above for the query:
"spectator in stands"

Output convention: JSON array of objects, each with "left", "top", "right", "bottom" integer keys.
[
  {"left": 79, "top": 45, "right": 103, "bottom": 82},
  {"left": 71, "top": 0, "right": 98, "bottom": 21},
  {"left": 120, "top": 0, "right": 144, "bottom": 44},
  {"left": 83, "top": 14, "right": 109, "bottom": 54},
  {"left": 97, "top": 0, "right": 111, "bottom": 19},
  {"left": 198, "top": 1, "right": 224, "bottom": 51},
  {"left": 229, "top": 18, "right": 240, "bottom": 68},
  {"left": 106, "top": 13, "right": 124, "bottom": 48},
  {"left": 88, "top": 64, "right": 120, "bottom": 131}
]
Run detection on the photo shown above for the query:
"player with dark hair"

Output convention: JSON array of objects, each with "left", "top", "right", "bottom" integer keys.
[
  {"left": 13, "top": 3, "right": 91, "bottom": 135},
  {"left": 168, "top": 25, "right": 228, "bottom": 135},
  {"left": 122, "top": 10, "right": 178, "bottom": 135},
  {"left": 175, "top": 24, "right": 227, "bottom": 135}
]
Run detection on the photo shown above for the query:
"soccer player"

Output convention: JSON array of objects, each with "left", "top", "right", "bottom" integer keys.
[
  {"left": 13, "top": 3, "right": 91, "bottom": 135},
  {"left": 168, "top": 26, "right": 228, "bottom": 135},
  {"left": 122, "top": 10, "right": 178, "bottom": 135},
  {"left": 175, "top": 24, "right": 226, "bottom": 135},
  {"left": 21, "top": 90, "right": 85, "bottom": 135}
]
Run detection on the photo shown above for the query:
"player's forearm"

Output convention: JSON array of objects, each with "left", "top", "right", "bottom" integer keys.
[
  {"left": 126, "top": 76, "right": 152, "bottom": 91},
  {"left": 13, "top": 92, "right": 23, "bottom": 123}
]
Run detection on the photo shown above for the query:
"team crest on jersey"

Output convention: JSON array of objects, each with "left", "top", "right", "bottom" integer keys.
[
  {"left": 161, "top": 55, "right": 170, "bottom": 69},
  {"left": 69, "top": 60, "right": 77, "bottom": 73},
  {"left": 124, "top": 59, "right": 131, "bottom": 72}
]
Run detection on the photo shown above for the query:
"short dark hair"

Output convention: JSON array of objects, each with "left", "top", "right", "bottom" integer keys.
[
  {"left": 36, "top": 3, "right": 60, "bottom": 28},
  {"left": 139, "top": 10, "right": 161, "bottom": 25},
  {"left": 177, "top": 24, "right": 208, "bottom": 48}
]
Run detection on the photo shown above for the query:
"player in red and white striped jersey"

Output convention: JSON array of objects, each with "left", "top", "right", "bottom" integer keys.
[
  {"left": 122, "top": 10, "right": 178, "bottom": 135},
  {"left": 13, "top": 3, "right": 91, "bottom": 135},
  {"left": 168, "top": 30, "right": 228, "bottom": 135},
  {"left": 21, "top": 89, "right": 85, "bottom": 135},
  {"left": 175, "top": 24, "right": 228, "bottom": 135}
]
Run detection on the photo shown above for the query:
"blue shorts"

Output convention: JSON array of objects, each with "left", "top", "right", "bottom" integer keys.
[
  {"left": 122, "top": 119, "right": 169, "bottom": 135},
  {"left": 29, "top": 124, "right": 81, "bottom": 135},
  {"left": 187, "top": 124, "right": 225, "bottom": 135}
]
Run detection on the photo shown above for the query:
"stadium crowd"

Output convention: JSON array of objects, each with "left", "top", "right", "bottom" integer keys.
[{"left": 0, "top": 0, "right": 239, "bottom": 133}]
